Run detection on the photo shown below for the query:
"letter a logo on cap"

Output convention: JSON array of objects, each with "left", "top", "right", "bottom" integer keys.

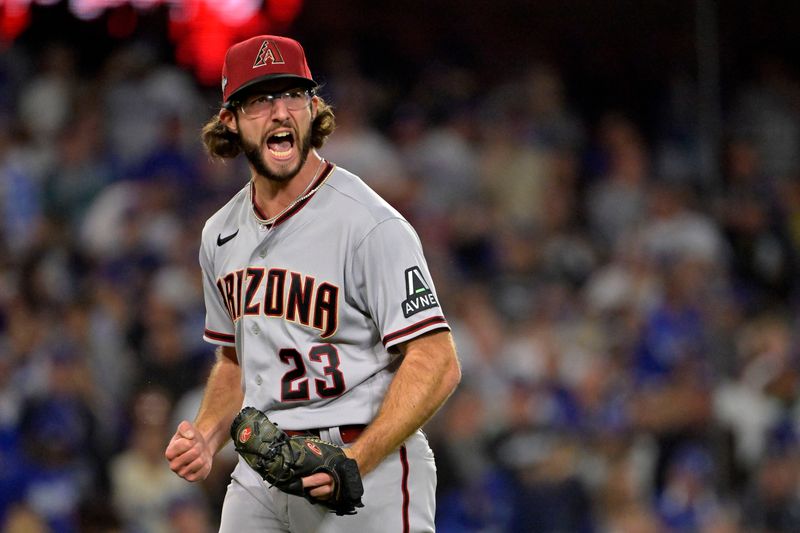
[{"left": 253, "top": 40, "right": 286, "bottom": 68}]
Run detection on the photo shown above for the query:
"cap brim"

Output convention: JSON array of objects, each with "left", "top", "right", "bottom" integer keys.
[{"left": 226, "top": 74, "right": 317, "bottom": 103}]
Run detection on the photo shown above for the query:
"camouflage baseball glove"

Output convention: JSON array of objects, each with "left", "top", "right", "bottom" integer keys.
[{"left": 230, "top": 406, "right": 364, "bottom": 516}]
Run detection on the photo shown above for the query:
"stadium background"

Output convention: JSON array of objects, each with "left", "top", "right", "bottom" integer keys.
[{"left": 3, "top": 1, "right": 800, "bottom": 531}]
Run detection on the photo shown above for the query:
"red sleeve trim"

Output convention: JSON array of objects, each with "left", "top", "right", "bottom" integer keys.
[
  {"left": 204, "top": 328, "right": 235, "bottom": 344},
  {"left": 400, "top": 445, "right": 410, "bottom": 533},
  {"left": 382, "top": 316, "right": 449, "bottom": 346}
]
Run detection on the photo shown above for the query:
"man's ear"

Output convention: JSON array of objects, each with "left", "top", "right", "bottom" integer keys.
[
  {"left": 219, "top": 108, "right": 238, "bottom": 133},
  {"left": 311, "top": 96, "right": 319, "bottom": 121}
]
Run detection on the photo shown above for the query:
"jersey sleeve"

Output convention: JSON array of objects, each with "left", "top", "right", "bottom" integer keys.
[
  {"left": 199, "top": 240, "right": 236, "bottom": 346},
  {"left": 352, "top": 217, "right": 449, "bottom": 351}
]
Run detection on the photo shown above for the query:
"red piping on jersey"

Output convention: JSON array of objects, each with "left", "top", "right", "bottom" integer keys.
[
  {"left": 400, "top": 445, "right": 410, "bottom": 533},
  {"left": 251, "top": 183, "right": 269, "bottom": 220},
  {"left": 204, "top": 328, "right": 235, "bottom": 343},
  {"left": 249, "top": 161, "right": 334, "bottom": 228},
  {"left": 382, "top": 316, "right": 449, "bottom": 346}
]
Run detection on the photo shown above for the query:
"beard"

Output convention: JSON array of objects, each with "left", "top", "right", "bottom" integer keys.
[{"left": 241, "top": 126, "right": 313, "bottom": 183}]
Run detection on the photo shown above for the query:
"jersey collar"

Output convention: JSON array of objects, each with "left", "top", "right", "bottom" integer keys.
[{"left": 250, "top": 161, "right": 334, "bottom": 229}]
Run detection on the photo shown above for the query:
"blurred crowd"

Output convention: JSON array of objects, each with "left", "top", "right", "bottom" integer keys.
[{"left": 3, "top": 32, "right": 800, "bottom": 533}]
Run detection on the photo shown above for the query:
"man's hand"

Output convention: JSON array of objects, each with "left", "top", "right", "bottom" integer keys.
[
  {"left": 302, "top": 448, "right": 358, "bottom": 500},
  {"left": 302, "top": 472, "right": 336, "bottom": 499},
  {"left": 165, "top": 420, "right": 214, "bottom": 482}
]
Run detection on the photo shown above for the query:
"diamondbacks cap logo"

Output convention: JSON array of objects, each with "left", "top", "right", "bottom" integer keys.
[
  {"left": 239, "top": 426, "right": 252, "bottom": 443},
  {"left": 402, "top": 267, "right": 439, "bottom": 318},
  {"left": 253, "top": 39, "right": 286, "bottom": 68}
]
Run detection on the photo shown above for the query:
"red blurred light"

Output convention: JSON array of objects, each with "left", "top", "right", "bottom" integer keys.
[
  {"left": 1, "top": 2, "right": 31, "bottom": 43},
  {"left": 169, "top": 0, "right": 275, "bottom": 87},
  {"left": 0, "top": 0, "right": 306, "bottom": 86},
  {"left": 267, "top": 0, "right": 303, "bottom": 24},
  {"left": 107, "top": 4, "right": 138, "bottom": 38}
]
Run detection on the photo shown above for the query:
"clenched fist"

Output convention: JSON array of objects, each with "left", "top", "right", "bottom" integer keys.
[{"left": 165, "top": 420, "right": 214, "bottom": 482}]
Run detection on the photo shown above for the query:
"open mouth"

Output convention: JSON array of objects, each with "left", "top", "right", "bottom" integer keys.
[{"left": 266, "top": 131, "right": 295, "bottom": 159}]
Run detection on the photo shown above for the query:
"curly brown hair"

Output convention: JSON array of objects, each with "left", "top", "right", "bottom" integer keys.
[{"left": 201, "top": 97, "right": 336, "bottom": 160}]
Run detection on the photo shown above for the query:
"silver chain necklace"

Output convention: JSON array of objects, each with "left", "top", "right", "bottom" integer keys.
[{"left": 252, "top": 159, "right": 328, "bottom": 226}]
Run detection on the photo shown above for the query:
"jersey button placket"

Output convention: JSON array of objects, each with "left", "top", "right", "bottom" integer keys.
[{"left": 254, "top": 228, "right": 272, "bottom": 260}]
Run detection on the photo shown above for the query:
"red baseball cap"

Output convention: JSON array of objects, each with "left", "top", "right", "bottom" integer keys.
[{"left": 221, "top": 35, "right": 316, "bottom": 104}]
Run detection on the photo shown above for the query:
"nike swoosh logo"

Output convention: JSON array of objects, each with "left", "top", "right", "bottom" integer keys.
[{"left": 217, "top": 230, "right": 239, "bottom": 246}]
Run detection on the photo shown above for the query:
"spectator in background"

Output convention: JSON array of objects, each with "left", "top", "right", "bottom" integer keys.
[
  {"left": 654, "top": 444, "right": 722, "bottom": 532},
  {"left": 102, "top": 42, "right": 204, "bottom": 169},
  {"left": 520, "top": 63, "right": 586, "bottom": 152},
  {"left": 0, "top": 114, "right": 46, "bottom": 256},
  {"left": 585, "top": 113, "right": 650, "bottom": 253},
  {"left": 60, "top": 299, "right": 135, "bottom": 455},
  {"left": 320, "top": 71, "right": 414, "bottom": 210},
  {"left": 16, "top": 348, "right": 101, "bottom": 533},
  {"left": 497, "top": 428, "right": 594, "bottom": 532},
  {"left": 430, "top": 384, "right": 514, "bottom": 533},
  {"left": 394, "top": 64, "right": 482, "bottom": 221},
  {"left": 166, "top": 495, "right": 215, "bottom": 533},
  {"left": 110, "top": 385, "right": 201, "bottom": 533},
  {"left": 636, "top": 179, "right": 728, "bottom": 276},
  {"left": 630, "top": 254, "right": 716, "bottom": 494},
  {"left": 18, "top": 44, "right": 78, "bottom": 147},
  {"left": 0, "top": 349, "right": 25, "bottom": 527},
  {"left": 595, "top": 449, "right": 666, "bottom": 533},
  {"left": 478, "top": 104, "right": 554, "bottom": 232},
  {"left": 729, "top": 56, "right": 800, "bottom": 182},
  {"left": 740, "top": 427, "right": 800, "bottom": 533},
  {"left": 444, "top": 284, "right": 511, "bottom": 429},
  {"left": 42, "top": 107, "right": 118, "bottom": 234},
  {"left": 133, "top": 296, "right": 205, "bottom": 404},
  {"left": 716, "top": 136, "right": 795, "bottom": 312}
]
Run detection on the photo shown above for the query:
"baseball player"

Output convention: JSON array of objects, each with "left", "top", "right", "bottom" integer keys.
[{"left": 164, "top": 35, "right": 461, "bottom": 533}]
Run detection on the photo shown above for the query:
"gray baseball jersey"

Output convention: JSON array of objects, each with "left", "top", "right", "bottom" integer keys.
[{"left": 200, "top": 161, "right": 450, "bottom": 429}]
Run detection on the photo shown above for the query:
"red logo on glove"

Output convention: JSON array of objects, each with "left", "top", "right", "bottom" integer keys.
[
  {"left": 306, "top": 441, "right": 322, "bottom": 456},
  {"left": 239, "top": 426, "right": 252, "bottom": 443}
]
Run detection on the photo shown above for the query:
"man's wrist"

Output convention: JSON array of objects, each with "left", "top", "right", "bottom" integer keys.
[{"left": 345, "top": 443, "right": 379, "bottom": 476}]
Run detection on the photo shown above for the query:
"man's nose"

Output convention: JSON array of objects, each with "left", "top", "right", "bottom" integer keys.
[{"left": 270, "top": 97, "right": 291, "bottom": 120}]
